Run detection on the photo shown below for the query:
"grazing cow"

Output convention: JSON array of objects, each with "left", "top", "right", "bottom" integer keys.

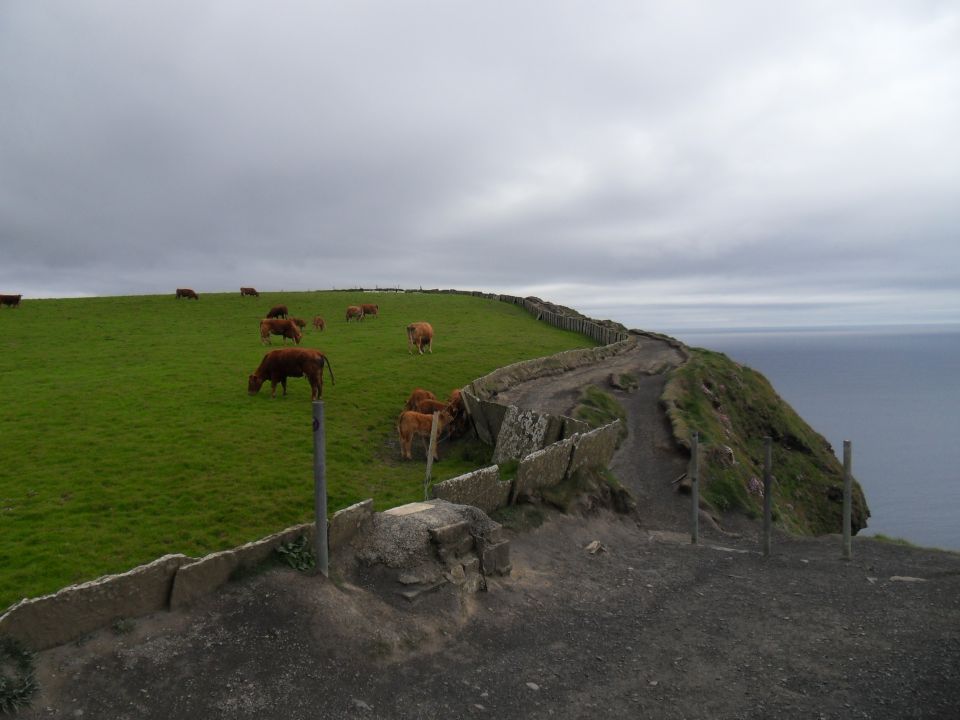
[
  {"left": 0, "top": 294, "right": 22, "bottom": 308},
  {"left": 175, "top": 288, "right": 199, "bottom": 300},
  {"left": 406, "top": 322, "right": 434, "bottom": 354},
  {"left": 345, "top": 305, "right": 363, "bottom": 322},
  {"left": 240, "top": 287, "right": 260, "bottom": 297},
  {"left": 446, "top": 389, "right": 468, "bottom": 439},
  {"left": 360, "top": 303, "right": 379, "bottom": 319},
  {"left": 397, "top": 408, "right": 454, "bottom": 461},
  {"left": 312, "top": 316, "right": 326, "bottom": 331},
  {"left": 266, "top": 304, "right": 288, "bottom": 319},
  {"left": 411, "top": 398, "right": 449, "bottom": 415},
  {"left": 259, "top": 318, "right": 302, "bottom": 345},
  {"left": 248, "top": 347, "right": 334, "bottom": 400},
  {"left": 290, "top": 317, "right": 307, "bottom": 329},
  {"left": 404, "top": 388, "right": 437, "bottom": 411}
]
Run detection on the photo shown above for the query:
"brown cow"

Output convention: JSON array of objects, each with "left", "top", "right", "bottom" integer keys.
[
  {"left": 0, "top": 294, "right": 22, "bottom": 308},
  {"left": 240, "top": 287, "right": 260, "bottom": 297},
  {"left": 411, "top": 398, "right": 449, "bottom": 415},
  {"left": 397, "top": 408, "right": 454, "bottom": 461},
  {"left": 312, "top": 316, "right": 326, "bottom": 331},
  {"left": 290, "top": 317, "right": 307, "bottom": 329},
  {"left": 404, "top": 387, "right": 437, "bottom": 411},
  {"left": 248, "top": 347, "right": 334, "bottom": 400},
  {"left": 406, "top": 322, "right": 434, "bottom": 354},
  {"left": 266, "top": 304, "right": 288, "bottom": 319},
  {"left": 259, "top": 318, "right": 302, "bottom": 345},
  {"left": 345, "top": 305, "right": 363, "bottom": 322},
  {"left": 446, "top": 389, "right": 468, "bottom": 438},
  {"left": 360, "top": 303, "right": 379, "bottom": 319},
  {"left": 175, "top": 288, "right": 199, "bottom": 300}
]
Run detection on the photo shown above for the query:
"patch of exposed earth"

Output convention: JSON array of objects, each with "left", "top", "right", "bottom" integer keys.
[{"left": 17, "top": 335, "right": 960, "bottom": 719}]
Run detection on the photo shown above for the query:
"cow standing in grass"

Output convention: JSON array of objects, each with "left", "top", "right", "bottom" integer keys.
[
  {"left": 406, "top": 322, "right": 434, "bottom": 354},
  {"left": 345, "top": 306, "right": 363, "bottom": 322},
  {"left": 175, "top": 288, "right": 199, "bottom": 300},
  {"left": 240, "top": 287, "right": 259, "bottom": 297},
  {"left": 259, "top": 318, "right": 302, "bottom": 345},
  {"left": 266, "top": 304, "right": 288, "bottom": 319},
  {"left": 397, "top": 408, "right": 454, "bottom": 460},
  {"left": 404, "top": 388, "right": 436, "bottom": 411},
  {"left": 361, "top": 303, "right": 379, "bottom": 319},
  {"left": 248, "top": 347, "right": 334, "bottom": 400},
  {"left": 312, "top": 316, "right": 326, "bottom": 331},
  {"left": 0, "top": 294, "right": 22, "bottom": 308}
]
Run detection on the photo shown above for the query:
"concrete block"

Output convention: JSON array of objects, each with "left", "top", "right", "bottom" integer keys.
[
  {"left": 169, "top": 550, "right": 239, "bottom": 611},
  {"left": 429, "top": 520, "right": 471, "bottom": 547},
  {"left": 0, "top": 554, "right": 192, "bottom": 651},
  {"left": 329, "top": 499, "right": 374, "bottom": 552},
  {"left": 568, "top": 421, "right": 622, "bottom": 476},
  {"left": 462, "top": 391, "right": 493, "bottom": 445},
  {"left": 492, "top": 406, "right": 554, "bottom": 464},
  {"left": 430, "top": 466, "right": 511, "bottom": 514},
  {"left": 513, "top": 437, "right": 576, "bottom": 500},
  {"left": 479, "top": 400, "right": 510, "bottom": 443}
]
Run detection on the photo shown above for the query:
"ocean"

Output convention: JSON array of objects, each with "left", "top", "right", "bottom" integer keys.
[{"left": 670, "top": 325, "right": 960, "bottom": 551}]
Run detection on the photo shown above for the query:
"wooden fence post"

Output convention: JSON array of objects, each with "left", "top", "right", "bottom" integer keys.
[
  {"left": 843, "top": 440, "right": 852, "bottom": 560},
  {"left": 424, "top": 411, "right": 440, "bottom": 500},
  {"left": 762, "top": 436, "right": 772, "bottom": 556},
  {"left": 312, "top": 401, "right": 329, "bottom": 577},
  {"left": 690, "top": 431, "right": 700, "bottom": 545}
]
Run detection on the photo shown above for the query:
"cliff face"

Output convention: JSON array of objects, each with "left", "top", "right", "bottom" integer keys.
[{"left": 662, "top": 347, "right": 870, "bottom": 535}]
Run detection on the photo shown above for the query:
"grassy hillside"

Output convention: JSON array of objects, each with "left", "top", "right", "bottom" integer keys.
[
  {"left": 0, "top": 291, "right": 593, "bottom": 608},
  {"left": 662, "top": 348, "right": 870, "bottom": 535}
]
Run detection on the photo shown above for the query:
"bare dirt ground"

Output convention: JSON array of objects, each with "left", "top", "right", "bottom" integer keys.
[{"left": 18, "top": 337, "right": 960, "bottom": 719}]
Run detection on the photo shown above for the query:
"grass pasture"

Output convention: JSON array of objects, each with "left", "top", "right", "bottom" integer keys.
[{"left": 0, "top": 291, "right": 593, "bottom": 608}]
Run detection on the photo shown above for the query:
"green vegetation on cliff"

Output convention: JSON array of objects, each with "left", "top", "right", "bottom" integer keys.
[{"left": 662, "top": 347, "right": 870, "bottom": 535}]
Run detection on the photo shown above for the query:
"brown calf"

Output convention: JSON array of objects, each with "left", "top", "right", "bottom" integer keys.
[
  {"left": 345, "top": 305, "right": 363, "bottom": 322},
  {"left": 259, "top": 318, "right": 302, "bottom": 345},
  {"left": 404, "top": 388, "right": 437, "bottom": 411},
  {"left": 175, "top": 288, "right": 199, "bottom": 300},
  {"left": 406, "top": 322, "right": 434, "bottom": 354},
  {"left": 289, "top": 317, "right": 306, "bottom": 329},
  {"left": 248, "top": 347, "right": 335, "bottom": 400},
  {"left": 397, "top": 409, "right": 454, "bottom": 461},
  {"left": 0, "top": 294, "right": 22, "bottom": 308},
  {"left": 312, "top": 316, "right": 326, "bottom": 331},
  {"left": 360, "top": 303, "right": 379, "bottom": 319},
  {"left": 266, "top": 304, "right": 288, "bottom": 319}
]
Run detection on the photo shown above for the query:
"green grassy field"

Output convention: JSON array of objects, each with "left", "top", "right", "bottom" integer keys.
[{"left": 0, "top": 291, "right": 593, "bottom": 609}]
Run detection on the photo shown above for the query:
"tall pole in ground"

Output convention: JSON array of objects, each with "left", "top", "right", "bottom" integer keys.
[
  {"left": 424, "top": 411, "right": 440, "bottom": 501},
  {"left": 312, "top": 401, "right": 329, "bottom": 577},
  {"left": 763, "top": 437, "right": 773, "bottom": 557},
  {"left": 690, "top": 431, "right": 700, "bottom": 545},
  {"left": 842, "top": 440, "right": 852, "bottom": 560}
]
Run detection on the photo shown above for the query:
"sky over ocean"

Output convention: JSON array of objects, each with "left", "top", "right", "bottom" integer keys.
[{"left": 2, "top": 2, "right": 958, "bottom": 331}]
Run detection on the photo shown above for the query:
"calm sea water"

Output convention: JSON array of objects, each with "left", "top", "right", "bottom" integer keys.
[{"left": 671, "top": 326, "right": 960, "bottom": 551}]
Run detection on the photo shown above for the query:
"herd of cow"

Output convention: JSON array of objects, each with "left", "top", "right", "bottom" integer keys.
[{"left": 195, "top": 287, "right": 458, "bottom": 461}]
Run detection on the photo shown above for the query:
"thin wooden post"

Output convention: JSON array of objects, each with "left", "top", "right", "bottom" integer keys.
[
  {"left": 424, "top": 411, "right": 440, "bottom": 500},
  {"left": 762, "top": 436, "right": 772, "bottom": 556},
  {"left": 690, "top": 431, "right": 700, "bottom": 544},
  {"left": 842, "top": 440, "right": 852, "bottom": 560},
  {"left": 312, "top": 401, "right": 329, "bottom": 577}
]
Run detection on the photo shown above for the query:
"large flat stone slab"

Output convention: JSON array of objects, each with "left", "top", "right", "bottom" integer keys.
[
  {"left": 513, "top": 437, "right": 576, "bottom": 500},
  {"left": 431, "top": 466, "right": 511, "bottom": 514}
]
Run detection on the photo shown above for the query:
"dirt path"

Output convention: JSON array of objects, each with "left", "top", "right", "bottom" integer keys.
[{"left": 18, "top": 337, "right": 960, "bottom": 719}]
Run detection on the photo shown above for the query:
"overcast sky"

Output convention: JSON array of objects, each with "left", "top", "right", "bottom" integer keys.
[{"left": 2, "top": 1, "right": 958, "bottom": 331}]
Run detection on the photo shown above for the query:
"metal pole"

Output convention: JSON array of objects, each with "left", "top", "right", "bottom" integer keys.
[
  {"left": 842, "top": 440, "right": 852, "bottom": 560},
  {"left": 424, "top": 411, "right": 440, "bottom": 500},
  {"left": 312, "top": 401, "right": 329, "bottom": 577},
  {"left": 691, "top": 431, "right": 699, "bottom": 545},
  {"left": 763, "top": 436, "right": 772, "bottom": 557}
]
